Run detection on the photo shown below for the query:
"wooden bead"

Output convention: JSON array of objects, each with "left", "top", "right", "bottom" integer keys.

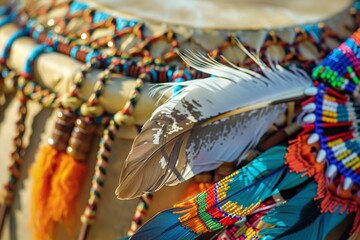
[
  {"left": 68, "top": 138, "right": 93, "bottom": 152},
  {"left": 48, "top": 110, "right": 76, "bottom": 151},
  {"left": 49, "top": 129, "right": 71, "bottom": 143},
  {"left": 57, "top": 110, "right": 77, "bottom": 122},
  {"left": 66, "top": 146, "right": 89, "bottom": 161},
  {"left": 66, "top": 117, "right": 96, "bottom": 161},
  {"left": 48, "top": 139, "right": 68, "bottom": 151},
  {"left": 75, "top": 118, "right": 96, "bottom": 133},
  {"left": 54, "top": 119, "right": 74, "bottom": 132}
]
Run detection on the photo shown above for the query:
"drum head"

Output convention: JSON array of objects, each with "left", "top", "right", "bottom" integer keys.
[{"left": 86, "top": 0, "right": 353, "bottom": 30}]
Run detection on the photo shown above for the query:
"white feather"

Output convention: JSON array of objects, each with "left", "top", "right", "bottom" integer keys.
[{"left": 116, "top": 53, "right": 312, "bottom": 200}]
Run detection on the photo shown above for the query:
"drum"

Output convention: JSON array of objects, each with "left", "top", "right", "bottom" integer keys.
[{"left": 0, "top": 0, "right": 357, "bottom": 239}]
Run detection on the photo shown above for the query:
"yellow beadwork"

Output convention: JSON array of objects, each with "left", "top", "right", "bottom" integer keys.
[
  {"left": 328, "top": 139, "right": 343, "bottom": 147},
  {"left": 337, "top": 150, "right": 351, "bottom": 160},
  {"left": 244, "top": 227, "right": 257, "bottom": 239},
  {"left": 234, "top": 224, "right": 248, "bottom": 237},
  {"left": 324, "top": 94, "right": 336, "bottom": 102},
  {"left": 345, "top": 157, "right": 359, "bottom": 168},
  {"left": 217, "top": 171, "right": 239, "bottom": 201},
  {"left": 323, "top": 110, "right": 337, "bottom": 117},
  {"left": 220, "top": 201, "right": 262, "bottom": 218},
  {"left": 351, "top": 162, "right": 360, "bottom": 171},
  {"left": 322, "top": 116, "right": 337, "bottom": 123}
]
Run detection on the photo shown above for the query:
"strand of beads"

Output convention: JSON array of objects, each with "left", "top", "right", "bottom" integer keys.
[
  {"left": 0, "top": 40, "right": 53, "bottom": 236},
  {"left": 25, "top": 16, "right": 209, "bottom": 82},
  {"left": 301, "top": 83, "right": 360, "bottom": 187},
  {"left": 127, "top": 193, "right": 153, "bottom": 236},
  {"left": 0, "top": 79, "right": 28, "bottom": 234},
  {"left": 66, "top": 63, "right": 113, "bottom": 162},
  {"left": 79, "top": 73, "right": 147, "bottom": 240},
  {"left": 22, "top": 80, "right": 62, "bottom": 108},
  {"left": 295, "top": 83, "right": 360, "bottom": 229},
  {"left": 312, "top": 29, "right": 360, "bottom": 93},
  {"left": 7, "top": 0, "right": 357, "bottom": 83}
]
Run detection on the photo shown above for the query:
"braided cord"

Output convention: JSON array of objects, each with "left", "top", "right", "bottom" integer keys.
[
  {"left": 80, "top": 75, "right": 145, "bottom": 224},
  {"left": 22, "top": 80, "right": 62, "bottom": 108},
  {"left": 0, "top": 41, "right": 46, "bottom": 204},
  {"left": 0, "top": 89, "right": 27, "bottom": 205},
  {"left": 128, "top": 193, "right": 153, "bottom": 236}
]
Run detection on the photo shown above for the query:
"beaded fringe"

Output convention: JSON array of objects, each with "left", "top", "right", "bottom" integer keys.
[{"left": 286, "top": 134, "right": 359, "bottom": 234}]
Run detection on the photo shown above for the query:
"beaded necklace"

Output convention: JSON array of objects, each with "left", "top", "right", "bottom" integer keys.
[{"left": 286, "top": 30, "right": 360, "bottom": 236}]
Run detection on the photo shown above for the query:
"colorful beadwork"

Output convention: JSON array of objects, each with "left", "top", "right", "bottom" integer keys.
[
  {"left": 292, "top": 82, "right": 360, "bottom": 207},
  {"left": 3, "top": 0, "right": 359, "bottom": 86},
  {"left": 217, "top": 199, "right": 275, "bottom": 240},
  {"left": 288, "top": 31, "right": 360, "bottom": 236},
  {"left": 80, "top": 75, "right": 146, "bottom": 227},
  {"left": 0, "top": 89, "right": 27, "bottom": 206},
  {"left": 312, "top": 29, "right": 360, "bottom": 93},
  {"left": 127, "top": 193, "right": 153, "bottom": 236},
  {"left": 173, "top": 171, "right": 265, "bottom": 235}
]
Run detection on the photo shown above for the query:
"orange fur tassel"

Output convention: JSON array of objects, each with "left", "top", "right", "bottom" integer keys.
[
  {"left": 30, "top": 146, "right": 63, "bottom": 239},
  {"left": 30, "top": 111, "right": 78, "bottom": 239},
  {"left": 48, "top": 154, "right": 88, "bottom": 236}
]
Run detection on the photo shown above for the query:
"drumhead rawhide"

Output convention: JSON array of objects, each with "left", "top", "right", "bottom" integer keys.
[{"left": 86, "top": 0, "right": 353, "bottom": 30}]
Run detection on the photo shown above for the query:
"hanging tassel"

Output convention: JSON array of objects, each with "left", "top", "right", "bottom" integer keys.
[
  {"left": 30, "top": 110, "right": 76, "bottom": 238},
  {"left": 47, "top": 117, "right": 95, "bottom": 236},
  {"left": 48, "top": 152, "right": 88, "bottom": 233},
  {"left": 30, "top": 147, "right": 63, "bottom": 239},
  {"left": 30, "top": 62, "right": 92, "bottom": 239}
]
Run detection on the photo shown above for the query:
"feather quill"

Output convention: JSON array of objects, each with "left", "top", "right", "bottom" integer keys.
[{"left": 116, "top": 52, "right": 312, "bottom": 199}]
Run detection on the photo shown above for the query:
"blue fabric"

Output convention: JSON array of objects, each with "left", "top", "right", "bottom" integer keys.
[
  {"left": 131, "top": 147, "right": 308, "bottom": 240},
  {"left": 260, "top": 182, "right": 347, "bottom": 240}
]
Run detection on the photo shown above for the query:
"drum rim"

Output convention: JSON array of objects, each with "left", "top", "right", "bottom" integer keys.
[{"left": 82, "top": 0, "right": 354, "bottom": 31}]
